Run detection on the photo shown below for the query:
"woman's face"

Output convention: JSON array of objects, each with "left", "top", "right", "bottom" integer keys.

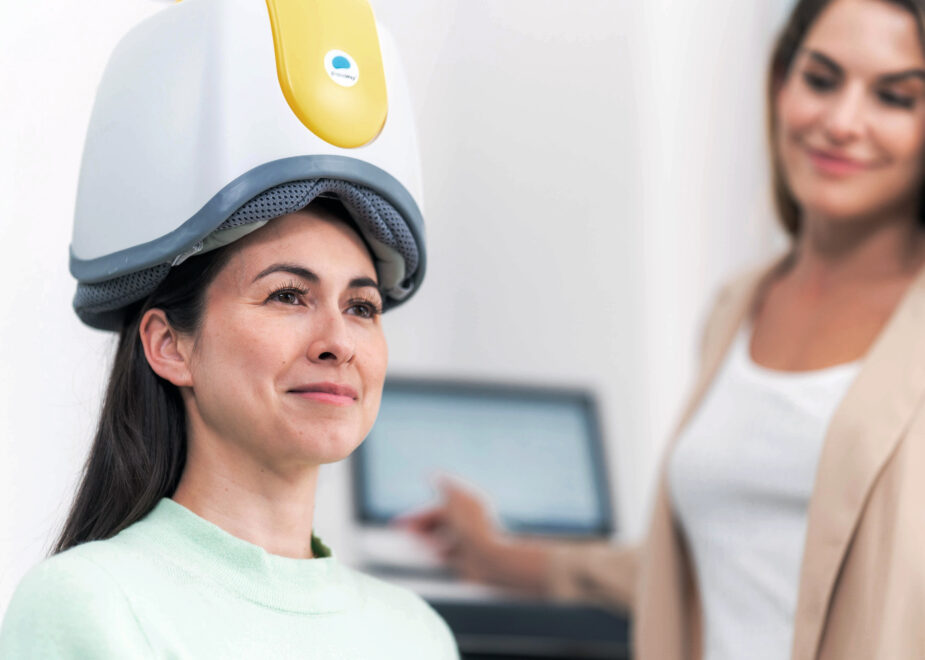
[
  {"left": 182, "top": 210, "right": 388, "bottom": 468},
  {"left": 776, "top": 0, "right": 925, "bottom": 224}
]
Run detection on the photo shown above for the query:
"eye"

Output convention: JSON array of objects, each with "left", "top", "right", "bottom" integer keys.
[
  {"left": 265, "top": 282, "right": 308, "bottom": 306},
  {"left": 345, "top": 298, "right": 382, "bottom": 319},
  {"left": 878, "top": 89, "right": 915, "bottom": 109},
  {"left": 272, "top": 291, "right": 301, "bottom": 305},
  {"left": 802, "top": 71, "right": 837, "bottom": 92}
]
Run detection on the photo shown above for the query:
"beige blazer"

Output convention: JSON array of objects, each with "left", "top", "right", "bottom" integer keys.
[{"left": 547, "top": 258, "right": 925, "bottom": 659}]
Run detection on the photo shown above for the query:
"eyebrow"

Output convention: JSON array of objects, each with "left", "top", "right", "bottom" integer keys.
[
  {"left": 252, "top": 263, "right": 380, "bottom": 291},
  {"left": 805, "top": 50, "right": 925, "bottom": 83}
]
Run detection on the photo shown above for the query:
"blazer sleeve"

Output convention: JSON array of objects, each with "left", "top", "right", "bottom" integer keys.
[{"left": 544, "top": 541, "right": 640, "bottom": 612}]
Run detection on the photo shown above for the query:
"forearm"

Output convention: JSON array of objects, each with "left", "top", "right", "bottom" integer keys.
[
  {"left": 474, "top": 537, "right": 639, "bottom": 612},
  {"left": 545, "top": 541, "right": 639, "bottom": 611},
  {"left": 477, "top": 536, "right": 554, "bottom": 596}
]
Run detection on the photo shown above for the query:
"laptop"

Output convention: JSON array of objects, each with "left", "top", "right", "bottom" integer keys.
[{"left": 351, "top": 377, "right": 616, "bottom": 599}]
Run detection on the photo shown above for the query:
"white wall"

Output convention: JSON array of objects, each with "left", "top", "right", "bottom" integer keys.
[
  {"left": 0, "top": 0, "right": 791, "bottom": 615},
  {"left": 0, "top": 0, "right": 167, "bottom": 617}
]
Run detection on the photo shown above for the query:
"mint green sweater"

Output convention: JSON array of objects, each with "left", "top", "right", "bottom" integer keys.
[{"left": 0, "top": 499, "right": 458, "bottom": 658}]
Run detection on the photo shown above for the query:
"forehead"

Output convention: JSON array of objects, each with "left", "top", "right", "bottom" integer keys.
[
  {"left": 223, "top": 211, "right": 377, "bottom": 284},
  {"left": 804, "top": 0, "right": 925, "bottom": 73}
]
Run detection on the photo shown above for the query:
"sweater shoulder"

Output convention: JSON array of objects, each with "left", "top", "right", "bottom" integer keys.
[{"left": 0, "top": 542, "right": 152, "bottom": 658}]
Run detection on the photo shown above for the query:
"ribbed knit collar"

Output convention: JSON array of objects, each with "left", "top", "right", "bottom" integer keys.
[{"left": 116, "top": 498, "right": 359, "bottom": 615}]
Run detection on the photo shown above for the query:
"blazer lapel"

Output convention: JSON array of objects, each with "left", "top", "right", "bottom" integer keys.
[{"left": 791, "top": 265, "right": 925, "bottom": 660}]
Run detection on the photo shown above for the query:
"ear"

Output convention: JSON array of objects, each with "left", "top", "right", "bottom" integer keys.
[{"left": 139, "top": 308, "right": 194, "bottom": 388}]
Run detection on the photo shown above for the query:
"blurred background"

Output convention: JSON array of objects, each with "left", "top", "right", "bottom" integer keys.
[{"left": 1, "top": 0, "right": 794, "bottom": 655}]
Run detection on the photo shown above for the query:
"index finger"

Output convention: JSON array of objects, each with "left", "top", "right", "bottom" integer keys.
[{"left": 392, "top": 506, "right": 447, "bottom": 534}]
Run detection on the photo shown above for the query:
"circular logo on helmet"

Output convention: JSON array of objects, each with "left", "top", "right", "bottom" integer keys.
[{"left": 324, "top": 50, "right": 359, "bottom": 88}]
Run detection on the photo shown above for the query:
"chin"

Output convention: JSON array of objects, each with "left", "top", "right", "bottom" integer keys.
[
  {"left": 789, "top": 165, "right": 923, "bottom": 226},
  {"left": 796, "top": 185, "right": 900, "bottom": 224},
  {"left": 281, "top": 422, "right": 369, "bottom": 465}
]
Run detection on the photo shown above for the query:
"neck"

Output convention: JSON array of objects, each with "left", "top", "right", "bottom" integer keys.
[
  {"left": 173, "top": 417, "right": 320, "bottom": 559},
  {"left": 789, "top": 208, "right": 925, "bottom": 290}
]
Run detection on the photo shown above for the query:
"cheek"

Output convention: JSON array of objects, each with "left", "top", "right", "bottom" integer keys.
[
  {"left": 358, "top": 330, "right": 388, "bottom": 420},
  {"left": 193, "top": 315, "right": 288, "bottom": 398},
  {"left": 876, "top": 113, "right": 925, "bottom": 167},
  {"left": 863, "top": 112, "right": 925, "bottom": 210},
  {"left": 776, "top": 80, "right": 822, "bottom": 139},
  {"left": 775, "top": 84, "right": 819, "bottom": 184}
]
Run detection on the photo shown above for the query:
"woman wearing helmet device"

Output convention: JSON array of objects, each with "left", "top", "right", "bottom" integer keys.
[{"left": 0, "top": 0, "right": 457, "bottom": 657}]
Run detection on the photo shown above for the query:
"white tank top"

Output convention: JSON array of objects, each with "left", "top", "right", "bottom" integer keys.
[{"left": 668, "top": 325, "right": 861, "bottom": 660}]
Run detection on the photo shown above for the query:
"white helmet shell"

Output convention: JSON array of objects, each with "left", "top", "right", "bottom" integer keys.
[{"left": 70, "top": 0, "right": 426, "bottom": 330}]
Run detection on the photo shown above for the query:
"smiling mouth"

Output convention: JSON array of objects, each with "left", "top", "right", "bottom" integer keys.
[
  {"left": 806, "top": 148, "right": 871, "bottom": 176},
  {"left": 288, "top": 382, "right": 358, "bottom": 407}
]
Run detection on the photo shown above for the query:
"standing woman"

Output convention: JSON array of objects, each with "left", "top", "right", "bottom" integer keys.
[
  {"left": 406, "top": 0, "right": 925, "bottom": 658},
  {"left": 0, "top": 0, "right": 457, "bottom": 657}
]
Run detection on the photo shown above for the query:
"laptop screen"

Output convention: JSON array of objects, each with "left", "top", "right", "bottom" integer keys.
[{"left": 353, "top": 379, "right": 614, "bottom": 537}]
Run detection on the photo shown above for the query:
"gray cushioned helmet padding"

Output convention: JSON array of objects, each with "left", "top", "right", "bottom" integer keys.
[{"left": 74, "top": 179, "right": 419, "bottom": 330}]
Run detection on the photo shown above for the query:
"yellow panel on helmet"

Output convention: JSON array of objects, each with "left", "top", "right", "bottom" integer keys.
[{"left": 266, "top": 0, "right": 388, "bottom": 149}]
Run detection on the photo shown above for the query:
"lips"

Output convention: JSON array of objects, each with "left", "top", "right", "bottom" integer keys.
[
  {"left": 288, "top": 382, "right": 358, "bottom": 406},
  {"left": 806, "top": 147, "right": 871, "bottom": 176}
]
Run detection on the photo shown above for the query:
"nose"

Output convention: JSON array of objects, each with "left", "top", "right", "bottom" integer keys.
[
  {"left": 823, "top": 84, "right": 865, "bottom": 145},
  {"left": 307, "top": 305, "right": 355, "bottom": 365}
]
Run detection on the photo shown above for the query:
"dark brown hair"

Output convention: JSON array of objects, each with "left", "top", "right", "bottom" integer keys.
[
  {"left": 53, "top": 249, "right": 232, "bottom": 553},
  {"left": 767, "top": 0, "right": 925, "bottom": 236}
]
